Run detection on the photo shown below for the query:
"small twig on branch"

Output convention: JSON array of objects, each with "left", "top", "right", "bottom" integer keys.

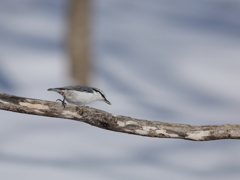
[{"left": 0, "top": 92, "right": 240, "bottom": 141}]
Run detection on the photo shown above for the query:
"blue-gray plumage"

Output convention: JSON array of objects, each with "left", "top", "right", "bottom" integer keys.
[{"left": 48, "top": 85, "right": 111, "bottom": 107}]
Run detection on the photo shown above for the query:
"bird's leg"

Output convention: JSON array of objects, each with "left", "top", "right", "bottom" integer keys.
[{"left": 56, "top": 96, "right": 66, "bottom": 108}]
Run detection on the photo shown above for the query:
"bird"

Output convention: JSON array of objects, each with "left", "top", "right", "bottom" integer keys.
[{"left": 48, "top": 85, "right": 112, "bottom": 108}]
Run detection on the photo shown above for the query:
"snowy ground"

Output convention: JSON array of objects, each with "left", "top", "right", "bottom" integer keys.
[{"left": 1, "top": 0, "right": 240, "bottom": 179}]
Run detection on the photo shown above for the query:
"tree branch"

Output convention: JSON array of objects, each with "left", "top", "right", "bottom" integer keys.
[{"left": 0, "top": 92, "right": 240, "bottom": 141}]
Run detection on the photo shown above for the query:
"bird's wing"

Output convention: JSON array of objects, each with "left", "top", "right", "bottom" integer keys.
[{"left": 62, "top": 85, "right": 94, "bottom": 93}]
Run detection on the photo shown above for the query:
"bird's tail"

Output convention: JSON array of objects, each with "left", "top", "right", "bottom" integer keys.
[{"left": 47, "top": 88, "right": 59, "bottom": 92}]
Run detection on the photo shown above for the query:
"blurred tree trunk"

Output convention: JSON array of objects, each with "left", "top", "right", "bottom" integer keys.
[{"left": 69, "top": 0, "right": 90, "bottom": 85}]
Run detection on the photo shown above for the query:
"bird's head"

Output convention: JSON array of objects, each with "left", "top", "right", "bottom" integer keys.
[{"left": 94, "top": 89, "right": 112, "bottom": 105}]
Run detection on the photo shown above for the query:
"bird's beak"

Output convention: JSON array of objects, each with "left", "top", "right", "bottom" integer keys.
[{"left": 105, "top": 99, "right": 112, "bottom": 105}]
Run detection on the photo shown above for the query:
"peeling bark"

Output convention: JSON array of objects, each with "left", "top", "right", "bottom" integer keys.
[{"left": 0, "top": 92, "right": 240, "bottom": 141}]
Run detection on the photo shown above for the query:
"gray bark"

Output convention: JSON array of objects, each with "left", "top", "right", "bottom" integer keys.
[{"left": 0, "top": 92, "right": 240, "bottom": 141}]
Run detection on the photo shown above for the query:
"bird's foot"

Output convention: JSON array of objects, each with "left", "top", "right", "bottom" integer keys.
[{"left": 56, "top": 99, "right": 66, "bottom": 108}]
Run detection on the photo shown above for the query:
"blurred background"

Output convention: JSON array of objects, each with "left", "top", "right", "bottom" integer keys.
[{"left": 1, "top": 0, "right": 240, "bottom": 179}]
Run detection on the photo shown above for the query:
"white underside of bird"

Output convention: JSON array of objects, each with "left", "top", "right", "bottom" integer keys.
[{"left": 63, "top": 89, "right": 104, "bottom": 105}]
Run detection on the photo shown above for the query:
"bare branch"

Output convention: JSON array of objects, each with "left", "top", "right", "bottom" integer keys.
[{"left": 0, "top": 92, "right": 240, "bottom": 141}]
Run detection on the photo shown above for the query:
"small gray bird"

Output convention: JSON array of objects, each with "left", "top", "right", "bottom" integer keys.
[{"left": 48, "top": 85, "right": 111, "bottom": 108}]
